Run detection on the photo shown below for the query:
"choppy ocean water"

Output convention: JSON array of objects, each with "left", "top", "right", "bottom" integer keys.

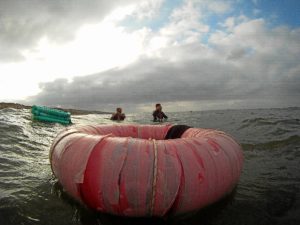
[{"left": 0, "top": 107, "right": 299, "bottom": 225}]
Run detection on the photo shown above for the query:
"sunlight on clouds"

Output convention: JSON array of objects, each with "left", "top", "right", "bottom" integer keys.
[
  {"left": 0, "top": 0, "right": 230, "bottom": 101},
  {"left": 24, "top": 21, "right": 144, "bottom": 77},
  {"left": 1, "top": 6, "right": 147, "bottom": 100},
  {"left": 74, "top": 22, "right": 143, "bottom": 69},
  {"left": 147, "top": 36, "right": 169, "bottom": 54},
  {"left": 104, "top": 5, "right": 136, "bottom": 22},
  {"left": 0, "top": 63, "right": 41, "bottom": 100}
]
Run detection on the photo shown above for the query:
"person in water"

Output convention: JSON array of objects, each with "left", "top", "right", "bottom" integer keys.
[
  {"left": 111, "top": 107, "right": 126, "bottom": 121},
  {"left": 153, "top": 103, "right": 168, "bottom": 122}
]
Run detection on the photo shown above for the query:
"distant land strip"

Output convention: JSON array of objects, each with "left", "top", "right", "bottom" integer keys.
[{"left": 0, "top": 102, "right": 111, "bottom": 115}]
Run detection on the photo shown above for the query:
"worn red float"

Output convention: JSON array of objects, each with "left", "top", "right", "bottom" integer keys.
[{"left": 50, "top": 124, "right": 243, "bottom": 217}]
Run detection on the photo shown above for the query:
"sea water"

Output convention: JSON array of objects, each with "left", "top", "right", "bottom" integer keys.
[{"left": 0, "top": 107, "right": 299, "bottom": 225}]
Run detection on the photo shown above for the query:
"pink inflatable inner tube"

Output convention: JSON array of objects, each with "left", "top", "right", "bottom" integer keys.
[{"left": 50, "top": 124, "right": 243, "bottom": 217}]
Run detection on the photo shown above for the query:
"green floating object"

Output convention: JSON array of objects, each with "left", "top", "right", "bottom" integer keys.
[
  {"left": 31, "top": 105, "right": 71, "bottom": 125},
  {"left": 32, "top": 115, "right": 71, "bottom": 125},
  {"left": 32, "top": 105, "right": 70, "bottom": 118}
]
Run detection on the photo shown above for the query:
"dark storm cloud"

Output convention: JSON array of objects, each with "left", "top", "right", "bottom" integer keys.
[
  {"left": 0, "top": 0, "right": 135, "bottom": 61},
  {"left": 30, "top": 46, "right": 300, "bottom": 110},
  {"left": 30, "top": 57, "right": 233, "bottom": 107},
  {"left": 27, "top": 15, "right": 300, "bottom": 111}
]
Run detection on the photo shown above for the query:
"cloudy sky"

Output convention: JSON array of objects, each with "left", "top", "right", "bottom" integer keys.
[{"left": 1, "top": 0, "right": 299, "bottom": 112}]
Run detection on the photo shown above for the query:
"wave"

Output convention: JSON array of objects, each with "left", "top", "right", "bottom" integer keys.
[
  {"left": 1, "top": 107, "right": 300, "bottom": 225},
  {"left": 239, "top": 117, "right": 300, "bottom": 130},
  {"left": 242, "top": 135, "right": 300, "bottom": 151}
]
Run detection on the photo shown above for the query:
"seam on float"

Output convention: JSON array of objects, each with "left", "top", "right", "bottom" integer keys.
[
  {"left": 150, "top": 139, "right": 158, "bottom": 215},
  {"left": 117, "top": 137, "right": 131, "bottom": 215},
  {"left": 167, "top": 140, "right": 185, "bottom": 215},
  {"left": 77, "top": 134, "right": 113, "bottom": 203}
]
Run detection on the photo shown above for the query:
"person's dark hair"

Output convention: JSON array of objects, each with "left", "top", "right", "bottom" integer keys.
[{"left": 155, "top": 103, "right": 161, "bottom": 107}]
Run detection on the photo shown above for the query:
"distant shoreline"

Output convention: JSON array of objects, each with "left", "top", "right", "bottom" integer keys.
[
  {"left": 1, "top": 102, "right": 299, "bottom": 115},
  {"left": 0, "top": 102, "right": 111, "bottom": 115}
]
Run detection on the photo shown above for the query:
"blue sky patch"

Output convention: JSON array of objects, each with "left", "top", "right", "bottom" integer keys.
[{"left": 119, "top": 0, "right": 300, "bottom": 32}]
